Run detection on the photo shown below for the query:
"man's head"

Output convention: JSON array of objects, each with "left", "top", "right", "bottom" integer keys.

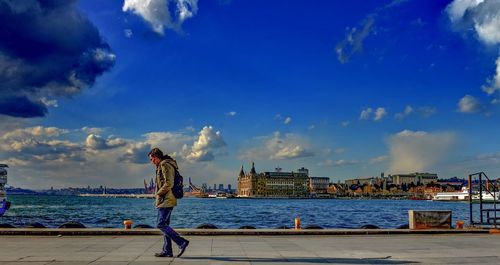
[{"left": 148, "top": 147, "right": 163, "bottom": 166}]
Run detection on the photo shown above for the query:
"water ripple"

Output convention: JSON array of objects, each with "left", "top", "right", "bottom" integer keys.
[{"left": 0, "top": 195, "right": 482, "bottom": 228}]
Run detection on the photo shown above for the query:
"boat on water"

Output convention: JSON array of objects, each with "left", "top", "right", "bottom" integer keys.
[
  {"left": 472, "top": 191, "right": 500, "bottom": 202},
  {"left": 432, "top": 186, "right": 499, "bottom": 202},
  {"left": 0, "top": 164, "right": 11, "bottom": 216},
  {"left": 432, "top": 187, "right": 470, "bottom": 201}
]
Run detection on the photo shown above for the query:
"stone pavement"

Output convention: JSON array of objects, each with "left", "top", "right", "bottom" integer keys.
[{"left": 1, "top": 234, "right": 500, "bottom": 264}]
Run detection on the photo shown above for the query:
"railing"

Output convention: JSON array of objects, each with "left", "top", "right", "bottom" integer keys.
[{"left": 468, "top": 172, "right": 498, "bottom": 228}]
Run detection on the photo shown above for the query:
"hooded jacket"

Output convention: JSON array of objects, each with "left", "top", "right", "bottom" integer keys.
[{"left": 155, "top": 157, "right": 178, "bottom": 208}]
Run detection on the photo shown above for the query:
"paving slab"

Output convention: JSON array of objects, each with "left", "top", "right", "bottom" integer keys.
[{"left": 1, "top": 234, "right": 500, "bottom": 264}]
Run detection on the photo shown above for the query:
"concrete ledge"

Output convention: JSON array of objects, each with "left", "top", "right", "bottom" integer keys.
[{"left": 0, "top": 228, "right": 489, "bottom": 236}]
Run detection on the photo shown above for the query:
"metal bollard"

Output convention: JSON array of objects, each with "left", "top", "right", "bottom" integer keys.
[{"left": 123, "top": 220, "right": 133, "bottom": 229}]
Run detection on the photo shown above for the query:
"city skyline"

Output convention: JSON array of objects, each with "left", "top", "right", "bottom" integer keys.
[{"left": 1, "top": 0, "right": 500, "bottom": 189}]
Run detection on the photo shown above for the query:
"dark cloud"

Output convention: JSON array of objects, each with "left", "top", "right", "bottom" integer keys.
[
  {"left": 0, "top": 96, "right": 47, "bottom": 117},
  {"left": 0, "top": 0, "right": 115, "bottom": 118}
]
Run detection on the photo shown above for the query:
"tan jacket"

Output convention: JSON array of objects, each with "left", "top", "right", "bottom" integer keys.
[{"left": 155, "top": 158, "right": 178, "bottom": 208}]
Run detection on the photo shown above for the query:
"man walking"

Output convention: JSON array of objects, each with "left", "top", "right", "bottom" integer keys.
[{"left": 148, "top": 147, "right": 189, "bottom": 258}]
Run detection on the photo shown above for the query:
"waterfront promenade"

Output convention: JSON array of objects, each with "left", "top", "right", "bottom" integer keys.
[{"left": 1, "top": 233, "right": 500, "bottom": 264}]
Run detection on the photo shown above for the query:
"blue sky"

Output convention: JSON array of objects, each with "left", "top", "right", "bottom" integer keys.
[{"left": 1, "top": 0, "right": 500, "bottom": 189}]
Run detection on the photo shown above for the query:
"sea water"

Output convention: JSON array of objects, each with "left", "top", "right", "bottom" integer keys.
[{"left": 0, "top": 195, "right": 485, "bottom": 228}]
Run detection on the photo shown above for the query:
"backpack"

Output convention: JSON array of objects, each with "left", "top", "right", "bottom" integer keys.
[{"left": 172, "top": 169, "right": 184, "bottom": 199}]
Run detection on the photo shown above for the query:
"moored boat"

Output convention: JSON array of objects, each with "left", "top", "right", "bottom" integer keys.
[
  {"left": 432, "top": 186, "right": 499, "bottom": 202},
  {"left": 472, "top": 191, "right": 500, "bottom": 202},
  {"left": 432, "top": 187, "right": 470, "bottom": 201}
]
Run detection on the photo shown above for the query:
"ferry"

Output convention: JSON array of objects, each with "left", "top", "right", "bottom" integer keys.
[
  {"left": 432, "top": 187, "right": 470, "bottom": 201},
  {"left": 0, "top": 164, "right": 11, "bottom": 216},
  {"left": 432, "top": 186, "right": 499, "bottom": 202},
  {"left": 472, "top": 191, "right": 500, "bottom": 202}
]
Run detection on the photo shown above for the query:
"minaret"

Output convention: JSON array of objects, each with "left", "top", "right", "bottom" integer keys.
[{"left": 250, "top": 162, "right": 256, "bottom": 175}]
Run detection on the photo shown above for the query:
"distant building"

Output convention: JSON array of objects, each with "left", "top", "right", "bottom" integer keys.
[
  {"left": 227, "top": 184, "right": 232, "bottom": 191},
  {"left": 237, "top": 163, "right": 309, "bottom": 197},
  {"left": 345, "top": 177, "right": 378, "bottom": 186},
  {"left": 309, "top": 177, "right": 330, "bottom": 194},
  {"left": 391, "top": 173, "right": 438, "bottom": 185},
  {"left": 218, "top": 184, "right": 224, "bottom": 191}
]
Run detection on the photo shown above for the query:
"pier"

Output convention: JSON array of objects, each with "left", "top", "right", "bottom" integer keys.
[{"left": 1, "top": 232, "right": 500, "bottom": 264}]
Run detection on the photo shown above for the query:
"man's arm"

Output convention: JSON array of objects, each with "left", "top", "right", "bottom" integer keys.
[{"left": 156, "top": 162, "right": 174, "bottom": 196}]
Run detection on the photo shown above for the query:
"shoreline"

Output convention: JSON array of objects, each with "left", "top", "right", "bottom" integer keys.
[{"left": 0, "top": 227, "right": 493, "bottom": 236}]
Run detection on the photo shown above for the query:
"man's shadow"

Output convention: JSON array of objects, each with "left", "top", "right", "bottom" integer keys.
[{"left": 179, "top": 256, "right": 417, "bottom": 264}]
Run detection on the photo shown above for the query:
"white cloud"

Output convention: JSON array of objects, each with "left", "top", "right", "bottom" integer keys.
[
  {"left": 1, "top": 137, "right": 85, "bottom": 163},
  {"left": 359, "top": 108, "right": 373, "bottom": 120},
  {"left": 482, "top": 56, "right": 500, "bottom": 96},
  {"left": 284, "top": 117, "right": 292, "bottom": 125},
  {"left": 370, "top": 155, "right": 388, "bottom": 164},
  {"left": 388, "top": 130, "right": 456, "bottom": 173},
  {"left": 341, "top": 121, "right": 350, "bottom": 127},
  {"left": 395, "top": 105, "right": 437, "bottom": 119},
  {"left": 40, "top": 97, "right": 58, "bottom": 108},
  {"left": 308, "top": 124, "right": 315, "bottom": 130},
  {"left": 418, "top": 106, "right": 437, "bottom": 117},
  {"left": 0, "top": 124, "right": 233, "bottom": 189},
  {"left": 447, "top": 0, "right": 485, "bottom": 23},
  {"left": 226, "top": 111, "right": 237, "bottom": 117},
  {"left": 458, "top": 95, "right": 482, "bottom": 113},
  {"left": 447, "top": 0, "right": 500, "bottom": 101},
  {"left": 240, "top": 132, "right": 314, "bottom": 161},
  {"left": 335, "top": 0, "right": 409, "bottom": 63},
  {"left": 336, "top": 15, "right": 375, "bottom": 64},
  {"left": 395, "top": 105, "right": 413, "bottom": 120},
  {"left": 120, "top": 141, "right": 152, "bottom": 164},
  {"left": 81, "top": 127, "right": 107, "bottom": 135},
  {"left": 321, "top": 159, "right": 359, "bottom": 167},
  {"left": 122, "top": 0, "right": 198, "bottom": 35},
  {"left": 144, "top": 131, "right": 193, "bottom": 151},
  {"left": 2, "top": 126, "right": 68, "bottom": 140},
  {"left": 186, "top": 126, "right": 226, "bottom": 162},
  {"left": 447, "top": 0, "right": 500, "bottom": 44},
  {"left": 360, "top": 107, "right": 386, "bottom": 121},
  {"left": 374, "top": 107, "right": 387, "bottom": 121},
  {"left": 85, "top": 134, "right": 126, "bottom": 150}
]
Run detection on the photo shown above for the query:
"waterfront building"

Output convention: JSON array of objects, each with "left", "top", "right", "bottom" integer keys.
[
  {"left": 309, "top": 177, "right": 330, "bottom": 194},
  {"left": 345, "top": 177, "right": 377, "bottom": 186},
  {"left": 391, "top": 173, "right": 438, "bottom": 185},
  {"left": 237, "top": 163, "right": 309, "bottom": 197}
]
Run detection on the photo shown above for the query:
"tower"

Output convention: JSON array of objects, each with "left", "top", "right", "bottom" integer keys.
[
  {"left": 250, "top": 162, "right": 256, "bottom": 176},
  {"left": 238, "top": 165, "right": 245, "bottom": 180}
]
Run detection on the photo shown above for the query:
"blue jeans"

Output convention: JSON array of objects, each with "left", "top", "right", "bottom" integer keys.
[{"left": 157, "top": 207, "right": 186, "bottom": 254}]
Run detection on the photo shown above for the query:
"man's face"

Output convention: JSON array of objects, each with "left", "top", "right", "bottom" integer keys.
[{"left": 149, "top": 155, "right": 160, "bottom": 166}]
